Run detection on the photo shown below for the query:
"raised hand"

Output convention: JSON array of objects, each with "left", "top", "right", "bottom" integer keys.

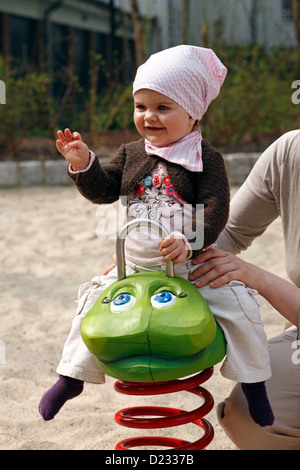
[{"left": 56, "top": 128, "right": 90, "bottom": 171}]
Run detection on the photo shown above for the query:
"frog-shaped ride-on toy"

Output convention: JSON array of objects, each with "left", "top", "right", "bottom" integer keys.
[
  {"left": 81, "top": 218, "right": 226, "bottom": 383},
  {"left": 81, "top": 219, "right": 226, "bottom": 449}
]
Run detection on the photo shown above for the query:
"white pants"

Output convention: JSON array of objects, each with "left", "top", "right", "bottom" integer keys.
[{"left": 56, "top": 261, "right": 271, "bottom": 384}]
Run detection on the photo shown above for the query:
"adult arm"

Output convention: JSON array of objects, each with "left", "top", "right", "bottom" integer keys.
[
  {"left": 218, "top": 130, "right": 300, "bottom": 255},
  {"left": 217, "top": 150, "right": 280, "bottom": 254},
  {"left": 189, "top": 248, "right": 300, "bottom": 326},
  {"left": 191, "top": 130, "right": 300, "bottom": 282}
]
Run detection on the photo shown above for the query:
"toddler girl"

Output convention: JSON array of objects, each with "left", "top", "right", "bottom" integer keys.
[{"left": 39, "top": 45, "right": 274, "bottom": 427}]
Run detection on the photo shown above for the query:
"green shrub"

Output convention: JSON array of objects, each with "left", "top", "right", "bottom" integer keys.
[
  {"left": 0, "top": 56, "right": 57, "bottom": 155},
  {"left": 202, "top": 46, "right": 299, "bottom": 148},
  {"left": 0, "top": 46, "right": 299, "bottom": 157}
]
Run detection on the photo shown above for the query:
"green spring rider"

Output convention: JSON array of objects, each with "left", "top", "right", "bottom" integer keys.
[{"left": 81, "top": 219, "right": 226, "bottom": 450}]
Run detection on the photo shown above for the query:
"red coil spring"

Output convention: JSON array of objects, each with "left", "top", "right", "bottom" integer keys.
[{"left": 114, "top": 367, "right": 215, "bottom": 450}]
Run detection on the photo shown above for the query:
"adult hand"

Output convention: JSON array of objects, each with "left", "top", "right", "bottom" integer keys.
[
  {"left": 102, "top": 254, "right": 117, "bottom": 275},
  {"left": 56, "top": 128, "right": 90, "bottom": 171},
  {"left": 188, "top": 248, "right": 262, "bottom": 290}
]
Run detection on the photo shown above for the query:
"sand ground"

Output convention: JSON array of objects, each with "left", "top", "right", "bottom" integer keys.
[{"left": 0, "top": 186, "right": 286, "bottom": 450}]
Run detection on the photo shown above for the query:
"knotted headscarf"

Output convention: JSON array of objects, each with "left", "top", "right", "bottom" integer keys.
[{"left": 133, "top": 45, "right": 227, "bottom": 172}]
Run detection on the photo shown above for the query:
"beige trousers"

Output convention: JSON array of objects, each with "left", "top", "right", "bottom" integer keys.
[
  {"left": 57, "top": 261, "right": 271, "bottom": 384},
  {"left": 217, "top": 327, "right": 300, "bottom": 450}
]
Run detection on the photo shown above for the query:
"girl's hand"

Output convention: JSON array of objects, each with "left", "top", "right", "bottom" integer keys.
[
  {"left": 56, "top": 128, "right": 90, "bottom": 171},
  {"left": 158, "top": 233, "right": 190, "bottom": 264},
  {"left": 188, "top": 247, "right": 262, "bottom": 290}
]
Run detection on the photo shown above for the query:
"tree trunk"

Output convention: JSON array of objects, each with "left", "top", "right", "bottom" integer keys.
[
  {"left": 201, "top": 21, "right": 209, "bottom": 48},
  {"left": 1, "top": 13, "right": 11, "bottom": 58},
  {"left": 182, "top": 0, "right": 191, "bottom": 44},
  {"left": 107, "top": 0, "right": 116, "bottom": 77},
  {"left": 130, "top": 0, "right": 145, "bottom": 67},
  {"left": 292, "top": 0, "right": 300, "bottom": 45},
  {"left": 249, "top": 0, "right": 258, "bottom": 45}
]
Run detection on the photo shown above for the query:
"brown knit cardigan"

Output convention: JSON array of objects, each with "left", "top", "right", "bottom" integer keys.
[{"left": 68, "top": 138, "right": 230, "bottom": 258}]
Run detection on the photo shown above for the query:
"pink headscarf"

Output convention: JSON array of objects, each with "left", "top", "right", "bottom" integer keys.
[{"left": 133, "top": 45, "right": 227, "bottom": 172}]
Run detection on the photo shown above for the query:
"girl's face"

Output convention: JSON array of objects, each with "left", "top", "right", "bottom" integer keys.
[{"left": 134, "top": 89, "right": 195, "bottom": 147}]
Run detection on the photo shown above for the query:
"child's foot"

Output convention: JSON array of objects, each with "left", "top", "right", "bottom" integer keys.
[
  {"left": 241, "top": 381, "right": 274, "bottom": 427},
  {"left": 39, "top": 375, "right": 84, "bottom": 421}
]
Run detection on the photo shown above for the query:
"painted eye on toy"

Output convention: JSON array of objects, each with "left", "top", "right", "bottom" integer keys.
[
  {"left": 110, "top": 293, "right": 136, "bottom": 313},
  {"left": 151, "top": 290, "right": 176, "bottom": 309}
]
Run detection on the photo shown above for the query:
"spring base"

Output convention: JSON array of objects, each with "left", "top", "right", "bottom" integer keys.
[{"left": 114, "top": 367, "right": 215, "bottom": 450}]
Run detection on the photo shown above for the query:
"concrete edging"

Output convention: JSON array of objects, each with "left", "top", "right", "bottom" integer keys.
[{"left": 0, "top": 153, "right": 261, "bottom": 188}]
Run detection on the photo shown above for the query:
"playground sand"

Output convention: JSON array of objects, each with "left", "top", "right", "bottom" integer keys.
[{"left": 0, "top": 186, "right": 286, "bottom": 451}]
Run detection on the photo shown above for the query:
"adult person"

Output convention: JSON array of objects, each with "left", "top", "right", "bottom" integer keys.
[{"left": 189, "top": 129, "right": 300, "bottom": 450}]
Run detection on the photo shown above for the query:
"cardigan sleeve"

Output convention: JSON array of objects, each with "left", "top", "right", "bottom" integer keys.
[
  {"left": 183, "top": 142, "right": 230, "bottom": 257},
  {"left": 67, "top": 144, "right": 127, "bottom": 204}
]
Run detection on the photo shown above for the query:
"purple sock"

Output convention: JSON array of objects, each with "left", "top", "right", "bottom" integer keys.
[
  {"left": 39, "top": 375, "right": 84, "bottom": 421},
  {"left": 241, "top": 381, "right": 274, "bottom": 427}
]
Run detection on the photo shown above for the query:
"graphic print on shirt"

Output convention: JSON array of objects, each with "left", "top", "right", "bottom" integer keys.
[
  {"left": 127, "top": 163, "right": 186, "bottom": 233},
  {"left": 124, "top": 162, "right": 195, "bottom": 265}
]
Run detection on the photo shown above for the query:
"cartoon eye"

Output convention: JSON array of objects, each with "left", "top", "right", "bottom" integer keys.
[
  {"left": 151, "top": 290, "right": 176, "bottom": 309},
  {"left": 110, "top": 293, "right": 136, "bottom": 313}
]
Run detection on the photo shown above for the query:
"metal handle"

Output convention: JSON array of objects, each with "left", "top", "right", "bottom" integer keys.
[{"left": 116, "top": 218, "right": 175, "bottom": 280}]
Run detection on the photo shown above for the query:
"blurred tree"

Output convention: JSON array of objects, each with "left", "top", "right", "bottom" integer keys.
[
  {"left": 182, "top": 0, "right": 191, "bottom": 43},
  {"left": 249, "top": 0, "right": 258, "bottom": 45},
  {"left": 1, "top": 13, "right": 10, "bottom": 57},
  {"left": 292, "top": 0, "right": 300, "bottom": 45},
  {"left": 108, "top": 0, "right": 117, "bottom": 77},
  {"left": 130, "top": 0, "right": 145, "bottom": 67}
]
